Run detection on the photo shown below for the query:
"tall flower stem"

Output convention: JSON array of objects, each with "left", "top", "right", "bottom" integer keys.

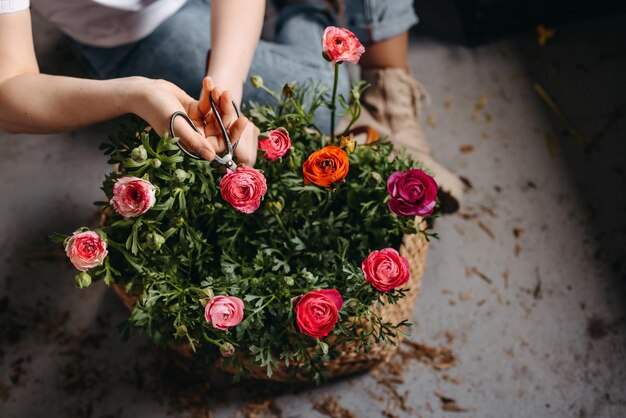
[
  {"left": 329, "top": 63, "right": 340, "bottom": 143},
  {"left": 273, "top": 212, "right": 290, "bottom": 239}
]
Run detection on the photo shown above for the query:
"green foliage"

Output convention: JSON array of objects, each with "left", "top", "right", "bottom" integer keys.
[{"left": 84, "top": 80, "right": 438, "bottom": 382}]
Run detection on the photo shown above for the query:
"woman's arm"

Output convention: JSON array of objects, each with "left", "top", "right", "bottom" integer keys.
[
  {"left": 198, "top": 0, "right": 265, "bottom": 166},
  {"left": 0, "top": 10, "right": 218, "bottom": 161},
  {"left": 206, "top": 0, "right": 265, "bottom": 106}
]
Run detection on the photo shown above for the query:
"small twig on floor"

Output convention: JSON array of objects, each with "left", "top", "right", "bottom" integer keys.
[{"left": 533, "top": 82, "right": 589, "bottom": 145}]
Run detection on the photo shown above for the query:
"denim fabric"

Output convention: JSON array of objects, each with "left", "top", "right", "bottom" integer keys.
[
  {"left": 69, "top": 0, "right": 418, "bottom": 133},
  {"left": 343, "top": 0, "right": 418, "bottom": 44}
]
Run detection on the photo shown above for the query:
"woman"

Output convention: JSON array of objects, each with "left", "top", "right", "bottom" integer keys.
[{"left": 0, "top": 0, "right": 462, "bottom": 211}]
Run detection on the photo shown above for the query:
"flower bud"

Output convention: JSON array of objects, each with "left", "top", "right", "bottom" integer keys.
[
  {"left": 339, "top": 135, "right": 356, "bottom": 153},
  {"left": 284, "top": 277, "right": 294, "bottom": 286},
  {"left": 370, "top": 171, "right": 383, "bottom": 184},
  {"left": 220, "top": 342, "right": 235, "bottom": 358},
  {"left": 268, "top": 200, "right": 284, "bottom": 215},
  {"left": 175, "top": 324, "right": 188, "bottom": 336},
  {"left": 146, "top": 233, "right": 165, "bottom": 250},
  {"left": 250, "top": 75, "right": 264, "bottom": 88},
  {"left": 152, "top": 159, "right": 162, "bottom": 169},
  {"left": 205, "top": 203, "right": 216, "bottom": 215},
  {"left": 131, "top": 145, "right": 148, "bottom": 163},
  {"left": 174, "top": 169, "right": 190, "bottom": 183},
  {"left": 281, "top": 83, "right": 295, "bottom": 98},
  {"left": 75, "top": 272, "right": 92, "bottom": 289}
]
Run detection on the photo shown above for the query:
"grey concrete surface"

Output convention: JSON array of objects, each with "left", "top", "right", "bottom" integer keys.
[{"left": 1, "top": 6, "right": 626, "bottom": 418}]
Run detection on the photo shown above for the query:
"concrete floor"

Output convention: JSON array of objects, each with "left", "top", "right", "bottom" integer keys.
[{"left": 1, "top": 5, "right": 626, "bottom": 418}]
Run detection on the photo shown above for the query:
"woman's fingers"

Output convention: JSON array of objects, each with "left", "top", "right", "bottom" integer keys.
[
  {"left": 173, "top": 116, "right": 216, "bottom": 161},
  {"left": 229, "top": 116, "right": 250, "bottom": 143},
  {"left": 198, "top": 76, "right": 215, "bottom": 116},
  {"left": 204, "top": 115, "right": 249, "bottom": 155}
]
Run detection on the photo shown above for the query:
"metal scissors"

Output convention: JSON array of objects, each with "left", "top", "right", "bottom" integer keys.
[{"left": 169, "top": 94, "right": 241, "bottom": 171}]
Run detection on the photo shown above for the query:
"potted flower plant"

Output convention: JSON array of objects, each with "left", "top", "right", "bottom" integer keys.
[{"left": 53, "top": 27, "right": 439, "bottom": 383}]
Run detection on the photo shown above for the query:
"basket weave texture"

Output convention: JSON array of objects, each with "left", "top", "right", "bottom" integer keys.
[{"left": 111, "top": 232, "right": 428, "bottom": 381}]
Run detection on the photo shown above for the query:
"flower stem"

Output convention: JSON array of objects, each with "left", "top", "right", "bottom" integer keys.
[
  {"left": 260, "top": 85, "right": 281, "bottom": 102},
  {"left": 273, "top": 212, "right": 290, "bottom": 239},
  {"left": 249, "top": 295, "right": 276, "bottom": 317},
  {"left": 329, "top": 63, "right": 340, "bottom": 143},
  {"left": 202, "top": 332, "right": 222, "bottom": 347}
]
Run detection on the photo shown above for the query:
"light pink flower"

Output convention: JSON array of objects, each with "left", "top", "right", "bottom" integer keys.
[
  {"left": 322, "top": 26, "right": 365, "bottom": 66},
  {"left": 295, "top": 289, "right": 343, "bottom": 338},
  {"left": 204, "top": 296, "right": 245, "bottom": 331},
  {"left": 258, "top": 128, "right": 292, "bottom": 161},
  {"left": 220, "top": 166, "right": 267, "bottom": 214},
  {"left": 361, "top": 248, "right": 410, "bottom": 292},
  {"left": 110, "top": 176, "right": 156, "bottom": 217},
  {"left": 65, "top": 230, "right": 108, "bottom": 271}
]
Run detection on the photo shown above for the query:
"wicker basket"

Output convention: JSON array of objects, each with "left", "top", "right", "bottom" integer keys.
[{"left": 111, "top": 232, "right": 428, "bottom": 381}]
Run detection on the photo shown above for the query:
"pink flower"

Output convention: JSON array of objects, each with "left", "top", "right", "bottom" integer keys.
[
  {"left": 387, "top": 169, "right": 438, "bottom": 217},
  {"left": 322, "top": 26, "right": 365, "bottom": 66},
  {"left": 204, "top": 296, "right": 245, "bottom": 331},
  {"left": 65, "top": 230, "right": 108, "bottom": 272},
  {"left": 110, "top": 176, "right": 156, "bottom": 217},
  {"left": 220, "top": 166, "right": 267, "bottom": 214},
  {"left": 295, "top": 289, "right": 343, "bottom": 338},
  {"left": 258, "top": 128, "right": 292, "bottom": 161},
  {"left": 361, "top": 248, "right": 410, "bottom": 292}
]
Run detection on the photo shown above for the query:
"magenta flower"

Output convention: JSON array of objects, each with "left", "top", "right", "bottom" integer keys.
[{"left": 386, "top": 169, "right": 438, "bottom": 217}]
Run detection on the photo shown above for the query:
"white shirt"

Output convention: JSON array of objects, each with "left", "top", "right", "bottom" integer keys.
[{"left": 0, "top": 0, "right": 188, "bottom": 47}]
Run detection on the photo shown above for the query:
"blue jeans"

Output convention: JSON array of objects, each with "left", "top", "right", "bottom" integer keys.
[{"left": 70, "top": 0, "right": 418, "bottom": 133}]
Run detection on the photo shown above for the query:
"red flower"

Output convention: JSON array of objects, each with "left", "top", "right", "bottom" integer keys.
[
  {"left": 322, "top": 26, "right": 365, "bottom": 66},
  {"left": 361, "top": 248, "right": 410, "bottom": 292},
  {"left": 220, "top": 166, "right": 268, "bottom": 214},
  {"left": 295, "top": 289, "right": 343, "bottom": 338},
  {"left": 258, "top": 128, "right": 292, "bottom": 161}
]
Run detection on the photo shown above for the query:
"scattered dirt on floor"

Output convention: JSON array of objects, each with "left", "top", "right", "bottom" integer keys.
[
  {"left": 369, "top": 339, "right": 461, "bottom": 415},
  {"left": 467, "top": 266, "right": 493, "bottom": 285},
  {"left": 587, "top": 316, "right": 610, "bottom": 340},
  {"left": 478, "top": 221, "right": 496, "bottom": 240},
  {"left": 434, "top": 391, "right": 472, "bottom": 412},
  {"left": 313, "top": 395, "right": 358, "bottom": 418},
  {"left": 398, "top": 340, "right": 457, "bottom": 371},
  {"left": 239, "top": 399, "right": 282, "bottom": 418}
]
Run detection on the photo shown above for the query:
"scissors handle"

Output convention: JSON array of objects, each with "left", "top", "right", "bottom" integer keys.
[
  {"left": 169, "top": 111, "right": 203, "bottom": 160},
  {"left": 169, "top": 96, "right": 241, "bottom": 170},
  {"left": 210, "top": 94, "right": 240, "bottom": 171}
]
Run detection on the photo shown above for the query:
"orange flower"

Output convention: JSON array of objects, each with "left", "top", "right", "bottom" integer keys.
[{"left": 302, "top": 146, "right": 349, "bottom": 187}]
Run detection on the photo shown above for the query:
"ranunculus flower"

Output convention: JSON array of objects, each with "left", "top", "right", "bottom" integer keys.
[
  {"left": 65, "top": 230, "right": 108, "bottom": 271},
  {"left": 258, "top": 128, "right": 292, "bottom": 161},
  {"left": 361, "top": 248, "right": 411, "bottom": 292},
  {"left": 110, "top": 176, "right": 156, "bottom": 217},
  {"left": 386, "top": 169, "right": 438, "bottom": 216},
  {"left": 295, "top": 289, "right": 343, "bottom": 338},
  {"left": 302, "top": 146, "right": 349, "bottom": 188},
  {"left": 204, "top": 295, "right": 245, "bottom": 331},
  {"left": 322, "top": 26, "right": 365, "bottom": 66},
  {"left": 220, "top": 166, "right": 268, "bottom": 213}
]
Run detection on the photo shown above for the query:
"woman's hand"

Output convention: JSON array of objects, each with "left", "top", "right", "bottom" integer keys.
[
  {"left": 130, "top": 77, "right": 220, "bottom": 161},
  {"left": 192, "top": 77, "right": 259, "bottom": 167}
]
